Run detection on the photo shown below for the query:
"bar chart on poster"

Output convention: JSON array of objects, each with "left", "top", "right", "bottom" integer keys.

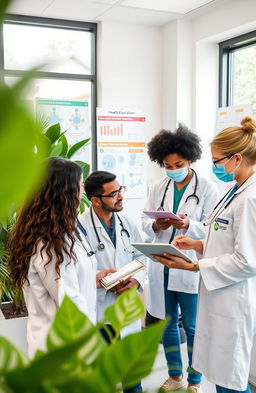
[{"left": 97, "top": 108, "right": 146, "bottom": 198}]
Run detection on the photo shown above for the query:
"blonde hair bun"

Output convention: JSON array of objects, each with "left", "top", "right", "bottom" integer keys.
[{"left": 240, "top": 116, "right": 256, "bottom": 134}]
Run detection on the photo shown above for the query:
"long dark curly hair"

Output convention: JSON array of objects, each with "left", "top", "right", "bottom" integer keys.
[
  {"left": 8, "top": 157, "right": 82, "bottom": 289},
  {"left": 147, "top": 123, "right": 202, "bottom": 166}
]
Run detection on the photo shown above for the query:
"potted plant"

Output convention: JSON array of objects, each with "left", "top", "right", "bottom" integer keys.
[{"left": 0, "top": 122, "right": 91, "bottom": 320}]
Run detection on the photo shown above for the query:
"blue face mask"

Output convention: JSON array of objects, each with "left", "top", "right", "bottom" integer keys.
[
  {"left": 212, "top": 164, "right": 235, "bottom": 182},
  {"left": 166, "top": 167, "right": 188, "bottom": 183}
]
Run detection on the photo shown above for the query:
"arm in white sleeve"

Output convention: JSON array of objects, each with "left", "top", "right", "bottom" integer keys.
[
  {"left": 186, "top": 182, "right": 219, "bottom": 240},
  {"left": 200, "top": 197, "right": 256, "bottom": 291},
  {"left": 59, "top": 258, "right": 90, "bottom": 317},
  {"left": 32, "top": 248, "right": 59, "bottom": 304}
]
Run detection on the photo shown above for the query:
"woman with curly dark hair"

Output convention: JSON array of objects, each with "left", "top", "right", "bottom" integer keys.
[
  {"left": 141, "top": 124, "right": 218, "bottom": 393},
  {"left": 8, "top": 157, "right": 113, "bottom": 357}
]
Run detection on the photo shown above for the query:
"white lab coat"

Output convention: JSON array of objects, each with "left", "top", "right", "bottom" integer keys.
[
  {"left": 141, "top": 173, "right": 218, "bottom": 319},
  {"left": 79, "top": 208, "right": 146, "bottom": 337},
  {"left": 193, "top": 173, "right": 256, "bottom": 391},
  {"left": 23, "top": 234, "right": 97, "bottom": 357}
]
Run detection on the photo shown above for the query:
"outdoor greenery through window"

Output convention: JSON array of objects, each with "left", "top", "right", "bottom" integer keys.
[
  {"left": 1, "top": 15, "right": 97, "bottom": 168},
  {"left": 219, "top": 30, "right": 256, "bottom": 116}
]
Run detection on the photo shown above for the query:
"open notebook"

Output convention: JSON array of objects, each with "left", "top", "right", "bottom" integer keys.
[{"left": 100, "top": 259, "right": 146, "bottom": 290}]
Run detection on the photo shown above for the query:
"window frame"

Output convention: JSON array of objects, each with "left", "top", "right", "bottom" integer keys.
[
  {"left": 0, "top": 14, "right": 97, "bottom": 169},
  {"left": 219, "top": 30, "right": 256, "bottom": 108}
]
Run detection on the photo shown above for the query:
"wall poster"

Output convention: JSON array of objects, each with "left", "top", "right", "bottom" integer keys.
[
  {"left": 35, "top": 98, "right": 90, "bottom": 163},
  {"left": 97, "top": 108, "right": 146, "bottom": 199}
]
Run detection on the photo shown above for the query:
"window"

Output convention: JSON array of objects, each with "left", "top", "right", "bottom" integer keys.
[
  {"left": 0, "top": 15, "right": 97, "bottom": 168},
  {"left": 219, "top": 30, "right": 256, "bottom": 116}
]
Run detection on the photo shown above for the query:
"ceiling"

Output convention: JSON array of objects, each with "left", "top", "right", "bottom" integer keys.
[{"left": 7, "top": 0, "right": 225, "bottom": 26}]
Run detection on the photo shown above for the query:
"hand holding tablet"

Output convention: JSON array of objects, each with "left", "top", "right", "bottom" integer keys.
[{"left": 131, "top": 242, "right": 194, "bottom": 263}]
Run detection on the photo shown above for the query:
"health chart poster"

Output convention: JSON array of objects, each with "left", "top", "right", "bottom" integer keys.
[
  {"left": 97, "top": 108, "right": 146, "bottom": 199},
  {"left": 35, "top": 98, "right": 90, "bottom": 163}
]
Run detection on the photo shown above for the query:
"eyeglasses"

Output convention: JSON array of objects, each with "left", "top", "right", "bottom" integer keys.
[
  {"left": 95, "top": 185, "right": 126, "bottom": 199},
  {"left": 212, "top": 153, "right": 233, "bottom": 168}
]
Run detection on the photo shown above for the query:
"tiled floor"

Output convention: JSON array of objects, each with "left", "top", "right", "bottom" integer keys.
[
  {"left": 143, "top": 343, "right": 216, "bottom": 393},
  {"left": 142, "top": 344, "right": 256, "bottom": 393}
]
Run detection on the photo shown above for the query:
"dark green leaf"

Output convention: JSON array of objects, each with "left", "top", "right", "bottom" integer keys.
[
  {"left": 67, "top": 139, "right": 90, "bottom": 159},
  {"left": 94, "top": 321, "right": 165, "bottom": 392},
  {"left": 58, "top": 135, "right": 69, "bottom": 157},
  {"left": 103, "top": 287, "right": 144, "bottom": 332},
  {"left": 45, "top": 123, "right": 61, "bottom": 144},
  {"left": 48, "top": 369, "right": 101, "bottom": 393},
  {"left": 5, "top": 329, "right": 98, "bottom": 392},
  {"left": 0, "top": 337, "right": 28, "bottom": 375},
  {"left": 0, "top": 0, "right": 11, "bottom": 21},
  {"left": 74, "top": 161, "right": 90, "bottom": 179}
]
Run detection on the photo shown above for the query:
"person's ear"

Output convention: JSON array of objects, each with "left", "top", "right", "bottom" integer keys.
[
  {"left": 234, "top": 153, "right": 243, "bottom": 165},
  {"left": 91, "top": 196, "right": 101, "bottom": 207}
]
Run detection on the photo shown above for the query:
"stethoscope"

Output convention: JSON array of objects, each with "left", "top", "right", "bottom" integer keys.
[
  {"left": 77, "top": 220, "right": 96, "bottom": 257},
  {"left": 203, "top": 184, "right": 239, "bottom": 227},
  {"left": 157, "top": 168, "right": 199, "bottom": 211},
  {"left": 77, "top": 208, "right": 134, "bottom": 256}
]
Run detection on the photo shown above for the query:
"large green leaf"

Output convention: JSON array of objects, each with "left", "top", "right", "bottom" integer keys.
[
  {"left": 47, "top": 296, "right": 106, "bottom": 364},
  {"left": 67, "top": 138, "right": 90, "bottom": 159},
  {"left": 49, "top": 141, "right": 63, "bottom": 157},
  {"left": 45, "top": 123, "right": 61, "bottom": 144},
  {"left": 46, "top": 369, "right": 100, "bottom": 393},
  {"left": 58, "top": 134, "right": 69, "bottom": 157},
  {"left": 103, "top": 287, "right": 144, "bottom": 333},
  {"left": 0, "top": 337, "right": 28, "bottom": 375},
  {"left": 94, "top": 321, "right": 165, "bottom": 393},
  {"left": 0, "top": 84, "right": 47, "bottom": 220},
  {"left": 5, "top": 328, "right": 99, "bottom": 393},
  {"left": 74, "top": 160, "right": 90, "bottom": 179},
  {"left": 0, "top": 0, "right": 11, "bottom": 20}
]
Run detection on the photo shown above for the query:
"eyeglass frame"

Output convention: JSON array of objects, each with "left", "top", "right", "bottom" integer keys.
[
  {"left": 95, "top": 185, "right": 126, "bottom": 199},
  {"left": 212, "top": 153, "right": 234, "bottom": 168}
]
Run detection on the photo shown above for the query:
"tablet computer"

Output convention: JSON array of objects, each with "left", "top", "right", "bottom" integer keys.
[
  {"left": 143, "top": 211, "right": 182, "bottom": 220},
  {"left": 131, "top": 242, "right": 194, "bottom": 263}
]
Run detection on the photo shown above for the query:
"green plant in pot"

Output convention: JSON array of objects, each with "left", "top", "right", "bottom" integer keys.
[{"left": 0, "top": 121, "right": 91, "bottom": 317}]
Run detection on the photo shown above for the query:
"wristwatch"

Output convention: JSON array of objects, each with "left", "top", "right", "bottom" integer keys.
[{"left": 193, "top": 261, "right": 200, "bottom": 272}]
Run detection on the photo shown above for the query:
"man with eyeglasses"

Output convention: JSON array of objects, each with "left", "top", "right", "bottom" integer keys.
[{"left": 79, "top": 170, "right": 145, "bottom": 393}]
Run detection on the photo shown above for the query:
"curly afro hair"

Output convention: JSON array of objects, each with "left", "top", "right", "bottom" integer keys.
[{"left": 147, "top": 123, "right": 202, "bottom": 167}]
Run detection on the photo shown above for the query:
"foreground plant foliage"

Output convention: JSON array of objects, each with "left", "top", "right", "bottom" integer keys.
[{"left": 0, "top": 289, "right": 165, "bottom": 393}]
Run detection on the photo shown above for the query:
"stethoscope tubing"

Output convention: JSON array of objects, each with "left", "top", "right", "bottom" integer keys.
[
  {"left": 158, "top": 168, "right": 199, "bottom": 211},
  {"left": 90, "top": 207, "right": 134, "bottom": 254},
  {"left": 203, "top": 185, "right": 239, "bottom": 226}
]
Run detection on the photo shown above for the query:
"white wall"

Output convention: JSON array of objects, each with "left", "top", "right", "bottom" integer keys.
[
  {"left": 97, "top": 21, "right": 163, "bottom": 226},
  {"left": 162, "top": 0, "right": 256, "bottom": 177},
  {"left": 97, "top": 0, "right": 256, "bottom": 224}
]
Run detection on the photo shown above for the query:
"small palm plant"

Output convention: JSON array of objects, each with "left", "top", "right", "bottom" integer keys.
[{"left": 0, "top": 121, "right": 91, "bottom": 312}]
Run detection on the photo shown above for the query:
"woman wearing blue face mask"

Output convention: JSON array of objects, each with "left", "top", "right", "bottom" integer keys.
[
  {"left": 152, "top": 116, "right": 256, "bottom": 393},
  {"left": 141, "top": 124, "right": 218, "bottom": 393}
]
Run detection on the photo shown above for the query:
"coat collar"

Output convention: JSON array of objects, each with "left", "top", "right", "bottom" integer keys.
[
  {"left": 90, "top": 206, "right": 122, "bottom": 230},
  {"left": 235, "top": 172, "right": 256, "bottom": 194}
]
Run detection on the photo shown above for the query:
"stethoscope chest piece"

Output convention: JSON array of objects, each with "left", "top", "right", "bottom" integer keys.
[{"left": 97, "top": 242, "right": 105, "bottom": 251}]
